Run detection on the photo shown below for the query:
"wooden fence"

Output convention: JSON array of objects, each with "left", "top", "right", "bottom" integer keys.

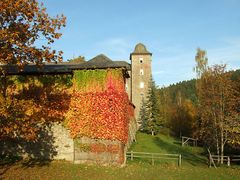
[
  {"left": 181, "top": 136, "right": 198, "bottom": 147},
  {"left": 126, "top": 151, "right": 182, "bottom": 166},
  {"left": 210, "top": 155, "right": 240, "bottom": 167}
]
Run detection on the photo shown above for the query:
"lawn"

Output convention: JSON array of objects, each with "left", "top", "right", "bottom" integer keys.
[
  {"left": 1, "top": 133, "right": 240, "bottom": 179},
  {"left": 129, "top": 132, "right": 207, "bottom": 166}
]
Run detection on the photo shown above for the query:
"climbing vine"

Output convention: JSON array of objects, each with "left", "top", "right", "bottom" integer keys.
[
  {"left": 67, "top": 69, "right": 133, "bottom": 144},
  {"left": 0, "top": 69, "right": 134, "bottom": 144}
]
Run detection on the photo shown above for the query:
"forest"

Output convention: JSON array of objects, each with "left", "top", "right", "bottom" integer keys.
[{"left": 140, "top": 49, "right": 240, "bottom": 164}]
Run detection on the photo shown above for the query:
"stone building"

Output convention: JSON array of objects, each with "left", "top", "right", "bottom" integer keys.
[
  {"left": 0, "top": 43, "right": 152, "bottom": 165},
  {"left": 2, "top": 43, "right": 152, "bottom": 122},
  {"left": 130, "top": 43, "right": 152, "bottom": 123}
]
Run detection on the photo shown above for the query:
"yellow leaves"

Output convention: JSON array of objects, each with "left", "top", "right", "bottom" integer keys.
[
  {"left": 0, "top": 0, "right": 66, "bottom": 66},
  {"left": 0, "top": 75, "right": 71, "bottom": 141}
]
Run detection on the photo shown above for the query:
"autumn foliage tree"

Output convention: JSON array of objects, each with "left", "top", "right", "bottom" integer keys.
[
  {"left": 194, "top": 48, "right": 240, "bottom": 164},
  {"left": 0, "top": 0, "right": 66, "bottom": 67},
  {"left": 0, "top": 75, "right": 71, "bottom": 141},
  {"left": 0, "top": 0, "right": 66, "bottom": 141},
  {"left": 169, "top": 92, "right": 196, "bottom": 137}
]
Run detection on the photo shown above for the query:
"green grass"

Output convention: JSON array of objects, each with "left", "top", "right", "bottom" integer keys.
[
  {"left": 1, "top": 160, "right": 240, "bottom": 180},
  {"left": 1, "top": 132, "right": 240, "bottom": 179},
  {"left": 129, "top": 132, "right": 207, "bottom": 166}
]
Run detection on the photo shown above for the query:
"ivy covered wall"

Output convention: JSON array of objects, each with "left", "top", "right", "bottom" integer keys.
[{"left": 0, "top": 68, "right": 136, "bottom": 164}]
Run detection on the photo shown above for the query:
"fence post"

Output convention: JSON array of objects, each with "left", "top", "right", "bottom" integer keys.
[
  {"left": 227, "top": 156, "right": 230, "bottom": 167},
  {"left": 178, "top": 154, "right": 182, "bottom": 167},
  {"left": 209, "top": 154, "right": 211, "bottom": 167},
  {"left": 73, "top": 140, "right": 75, "bottom": 163},
  {"left": 152, "top": 154, "right": 154, "bottom": 165},
  {"left": 131, "top": 151, "right": 133, "bottom": 161}
]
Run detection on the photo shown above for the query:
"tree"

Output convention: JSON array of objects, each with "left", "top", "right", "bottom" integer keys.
[
  {"left": 67, "top": 56, "right": 85, "bottom": 64},
  {"left": 194, "top": 49, "right": 240, "bottom": 164},
  {"left": 0, "top": 0, "right": 66, "bottom": 68},
  {"left": 139, "top": 77, "right": 162, "bottom": 135},
  {"left": 0, "top": 0, "right": 67, "bottom": 141},
  {"left": 169, "top": 91, "right": 196, "bottom": 137},
  {"left": 138, "top": 99, "right": 148, "bottom": 131}
]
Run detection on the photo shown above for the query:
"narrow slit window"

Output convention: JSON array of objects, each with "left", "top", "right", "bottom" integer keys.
[
  {"left": 140, "top": 82, "right": 144, "bottom": 89},
  {"left": 140, "top": 69, "right": 144, "bottom": 75}
]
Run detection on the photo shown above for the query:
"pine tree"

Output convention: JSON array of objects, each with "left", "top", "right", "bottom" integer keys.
[
  {"left": 138, "top": 99, "right": 148, "bottom": 132},
  {"left": 139, "top": 77, "right": 161, "bottom": 135}
]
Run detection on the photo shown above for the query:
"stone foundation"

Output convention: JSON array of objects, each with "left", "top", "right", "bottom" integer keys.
[
  {"left": 74, "top": 137, "right": 125, "bottom": 166},
  {"left": 0, "top": 123, "right": 73, "bottom": 161}
]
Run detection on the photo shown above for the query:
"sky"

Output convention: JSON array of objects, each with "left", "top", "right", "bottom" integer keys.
[{"left": 41, "top": 0, "right": 240, "bottom": 87}]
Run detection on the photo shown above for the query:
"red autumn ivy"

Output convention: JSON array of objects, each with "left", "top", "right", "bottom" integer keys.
[{"left": 67, "top": 69, "right": 134, "bottom": 144}]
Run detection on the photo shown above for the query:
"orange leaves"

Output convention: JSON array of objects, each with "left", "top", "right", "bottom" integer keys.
[
  {"left": 67, "top": 90, "right": 131, "bottom": 144},
  {"left": 0, "top": 75, "right": 71, "bottom": 141},
  {"left": 67, "top": 70, "right": 133, "bottom": 144},
  {"left": 0, "top": 0, "right": 66, "bottom": 66}
]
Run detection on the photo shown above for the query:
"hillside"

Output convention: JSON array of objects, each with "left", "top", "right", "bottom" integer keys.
[
  {"left": 157, "top": 69, "right": 240, "bottom": 105},
  {"left": 129, "top": 132, "right": 207, "bottom": 166},
  {"left": 1, "top": 132, "right": 240, "bottom": 179}
]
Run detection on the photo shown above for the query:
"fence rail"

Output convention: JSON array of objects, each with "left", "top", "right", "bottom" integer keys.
[
  {"left": 181, "top": 136, "right": 198, "bottom": 147},
  {"left": 126, "top": 151, "right": 182, "bottom": 166},
  {"left": 209, "top": 155, "right": 240, "bottom": 167}
]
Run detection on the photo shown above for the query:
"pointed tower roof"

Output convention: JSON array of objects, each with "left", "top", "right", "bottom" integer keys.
[{"left": 130, "top": 43, "right": 152, "bottom": 60}]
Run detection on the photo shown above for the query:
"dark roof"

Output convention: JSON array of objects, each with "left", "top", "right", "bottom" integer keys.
[
  {"left": 79, "top": 54, "right": 130, "bottom": 69},
  {"left": 130, "top": 43, "right": 152, "bottom": 60},
  {"left": 0, "top": 54, "right": 131, "bottom": 75}
]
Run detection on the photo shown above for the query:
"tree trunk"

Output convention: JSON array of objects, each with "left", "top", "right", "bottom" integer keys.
[
  {"left": 216, "top": 137, "right": 220, "bottom": 164},
  {"left": 151, "top": 129, "right": 154, "bottom": 136},
  {"left": 220, "top": 127, "right": 224, "bottom": 164}
]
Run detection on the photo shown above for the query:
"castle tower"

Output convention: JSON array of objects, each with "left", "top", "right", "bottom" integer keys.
[{"left": 130, "top": 43, "right": 152, "bottom": 125}]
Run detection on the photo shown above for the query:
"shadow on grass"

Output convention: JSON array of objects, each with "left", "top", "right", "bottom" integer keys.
[
  {"left": 153, "top": 136, "right": 207, "bottom": 166},
  {"left": 0, "top": 125, "right": 57, "bottom": 176},
  {"left": 0, "top": 156, "right": 52, "bottom": 177}
]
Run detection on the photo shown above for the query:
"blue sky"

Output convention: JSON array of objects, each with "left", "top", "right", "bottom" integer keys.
[{"left": 41, "top": 0, "right": 240, "bottom": 87}]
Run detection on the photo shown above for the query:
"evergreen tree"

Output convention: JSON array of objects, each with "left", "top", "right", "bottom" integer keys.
[
  {"left": 139, "top": 77, "right": 161, "bottom": 135},
  {"left": 138, "top": 99, "right": 148, "bottom": 131}
]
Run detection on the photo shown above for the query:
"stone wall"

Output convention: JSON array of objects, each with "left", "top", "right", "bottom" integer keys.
[
  {"left": 126, "top": 117, "right": 137, "bottom": 149},
  {"left": 0, "top": 123, "right": 73, "bottom": 161},
  {"left": 74, "top": 137, "right": 125, "bottom": 166},
  {"left": 51, "top": 123, "right": 74, "bottom": 161},
  {"left": 131, "top": 54, "right": 152, "bottom": 123},
  {"left": 72, "top": 116, "right": 137, "bottom": 166},
  {"left": 0, "top": 118, "right": 136, "bottom": 166}
]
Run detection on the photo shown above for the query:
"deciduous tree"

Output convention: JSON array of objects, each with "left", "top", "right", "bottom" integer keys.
[
  {"left": 194, "top": 49, "right": 240, "bottom": 164},
  {"left": 0, "top": 0, "right": 66, "bottom": 67}
]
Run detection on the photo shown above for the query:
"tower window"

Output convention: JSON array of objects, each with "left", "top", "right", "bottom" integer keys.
[
  {"left": 140, "top": 69, "right": 144, "bottom": 75},
  {"left": 139, "top": 57, "right": 143, "bottom": 63},
  {"left": 140, "top": 82, "right": 144, "bottom": 89}
]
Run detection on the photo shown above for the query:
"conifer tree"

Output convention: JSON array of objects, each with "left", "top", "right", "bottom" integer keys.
[
  {"left": 138, "top": 99, "right": 148, "bottom": 132},
  {"left": 139, "top": 77, "right": 161, "bottom": 135}
]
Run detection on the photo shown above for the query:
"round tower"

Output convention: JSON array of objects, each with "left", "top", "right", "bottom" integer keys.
[{"left": 130, "top": 43, "right": 152, "bottom": 124}]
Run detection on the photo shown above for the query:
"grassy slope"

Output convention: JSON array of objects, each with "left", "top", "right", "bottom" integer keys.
[
  {"left": 129, "top": 132, "right": 207, "bottom": 166},
  {"left": 1, "top": 133, "right": 240, "bottom": 179}
]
